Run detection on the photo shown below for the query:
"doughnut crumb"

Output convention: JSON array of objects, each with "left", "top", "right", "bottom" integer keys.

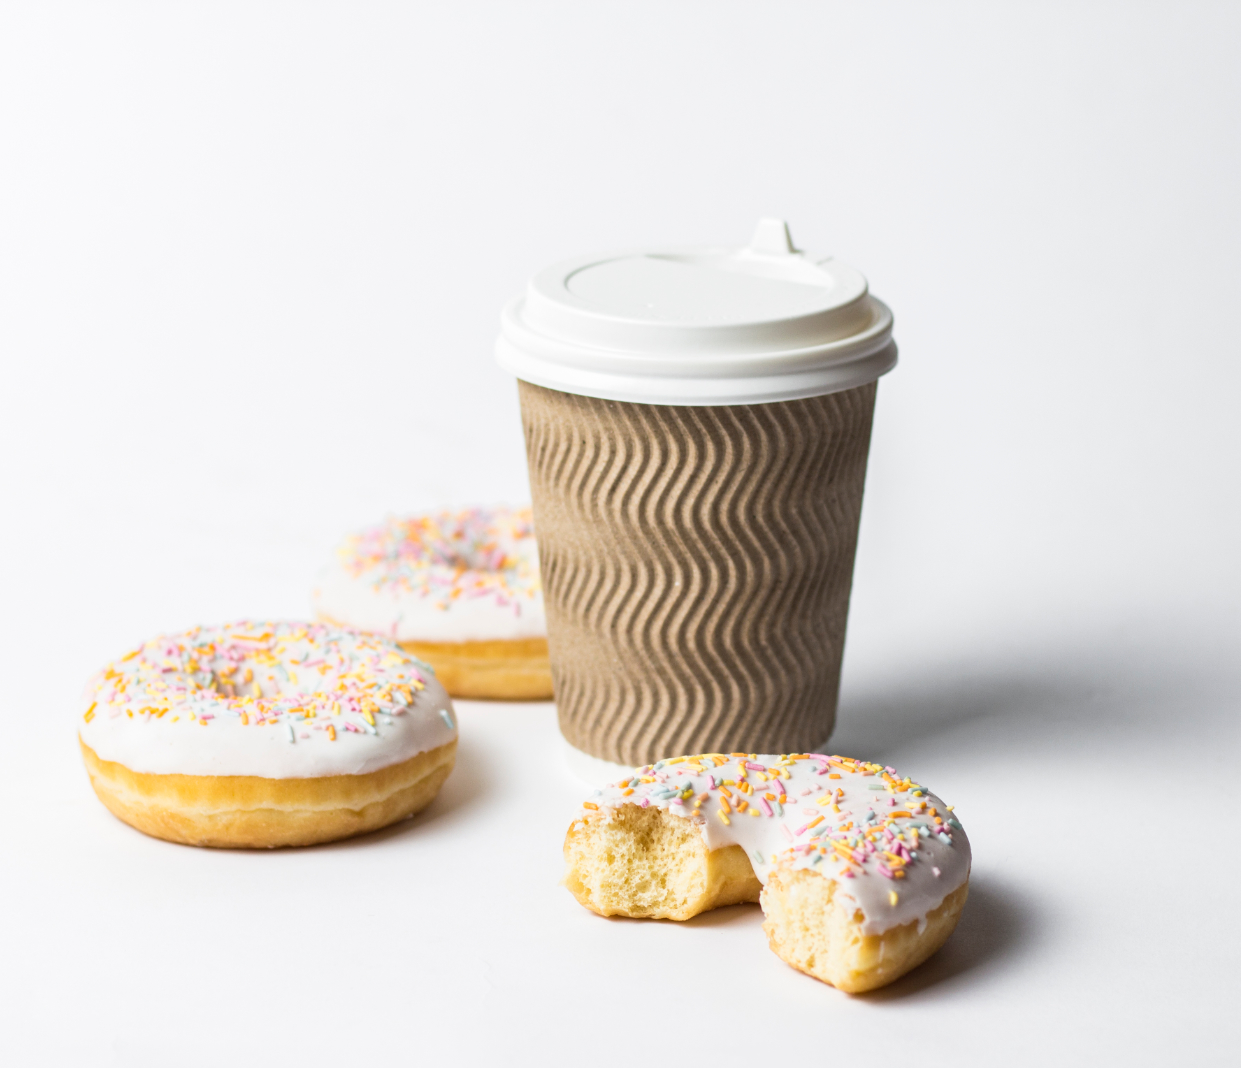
[{"left": 564, "top": 804, "right": 760, "bottom": 920}]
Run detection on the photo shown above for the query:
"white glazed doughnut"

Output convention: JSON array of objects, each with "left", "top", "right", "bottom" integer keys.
[
  {"left": 564, "top": 752, "right": 970, "bottom": 993},
  {"left": 78, "top": 621, "right": 458, "bottom": 848},
  {"left": 313, "top": 506, "right": 551, "bottom": 700}
]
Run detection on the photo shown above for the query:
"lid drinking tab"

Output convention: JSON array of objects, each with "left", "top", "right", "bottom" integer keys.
[{"left": 747, "top": 217, "right": 796, "bottom": 256}]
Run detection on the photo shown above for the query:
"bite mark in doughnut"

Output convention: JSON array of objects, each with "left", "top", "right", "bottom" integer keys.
[
  {"left": 313, "top": 507, "right": 551, "bottom": 700},
  {"left": 564, "top": 752, "right": 970, "bottom": 993},
  {"left": 78, "top": 621, "right": 458, "bottom": 848}
]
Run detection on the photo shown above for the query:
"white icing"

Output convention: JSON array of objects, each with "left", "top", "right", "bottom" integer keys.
[
  {"left": 312, "top": 507, "right": 546, "bottom": 643},
  {"left": 78, "top": 622, "right": 457, "bottom": 778},
  {"left": 313, "top": 553, "right": 546, "bottom": 642},
  {"left": 580, "top": 753, "right": 970, "bottom": 936}
]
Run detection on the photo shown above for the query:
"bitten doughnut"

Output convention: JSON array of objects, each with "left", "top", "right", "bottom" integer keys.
[
  {"left": 78, "top": 621, "right": 458, "bottom": 848},
  {"left": 313, "top": 506, "right": 551, "bottom": 700},
  {"left": 564, "top": 752, "right": 970, "bottom": 993}
]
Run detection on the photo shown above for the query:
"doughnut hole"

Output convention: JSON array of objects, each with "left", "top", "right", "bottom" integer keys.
[
  {"left": 204, "top": 657, "right": 298, "bottom": 701},
  {"left": 427, "top": 544, "right": 498, "bottom": 572},
  {"left": 761, "top": 867, "right": 970, "bottom": 993},
  {"left": 563, "top": 804, "right": 761, "bottom": 920}
]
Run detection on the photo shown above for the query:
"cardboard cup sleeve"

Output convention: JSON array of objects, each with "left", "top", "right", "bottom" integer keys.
[{"left": 518, "top": 379, "right": 877, "bottom": 766}]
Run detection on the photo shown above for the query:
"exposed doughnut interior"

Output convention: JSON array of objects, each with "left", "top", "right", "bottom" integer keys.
[
  {"left": 761, "top": 866, "right": 969, "bottom": 992},
  {"left": 564, "top": 803, "right": 968, "bottom": 993},
  {"left": 564, "top": 802, "right": 762, "bottom": 919},
  {"left": 81, "top": 738, "right": 456, "bottom": 849}
]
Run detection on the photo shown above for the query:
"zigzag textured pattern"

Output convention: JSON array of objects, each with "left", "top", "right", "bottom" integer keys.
[{"left": 518, "top": 380, "right": 877, "bottom": 766}]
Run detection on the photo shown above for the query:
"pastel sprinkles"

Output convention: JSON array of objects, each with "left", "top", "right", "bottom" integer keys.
[
  {"left": 338, "top": 506, "right": 540, "bottom": 612},
  {"left": 81, "top": 621, "right": 444, "bottom": 745}
]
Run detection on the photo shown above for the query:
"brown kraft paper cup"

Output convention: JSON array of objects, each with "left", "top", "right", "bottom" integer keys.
[{"left": 518, "top": 377, "right": 877, "bottom": 766}]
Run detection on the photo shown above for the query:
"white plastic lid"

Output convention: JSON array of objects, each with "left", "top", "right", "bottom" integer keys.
[{"left": 495, "top": 219, "right": 897, "bottom": 406}]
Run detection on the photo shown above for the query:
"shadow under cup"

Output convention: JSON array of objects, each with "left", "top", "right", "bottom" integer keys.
[{"left": 518, "top": 377, "right": 877, "bottom": 767}]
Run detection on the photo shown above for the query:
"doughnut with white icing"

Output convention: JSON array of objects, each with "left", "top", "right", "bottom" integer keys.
[
  {"left": 313, "top": 506, "right": 551, "bottom": 700},
  {"left": 79, "top": 621, "right": 458, "bottom": 848},
  {"left": 564, "top": 752, "right": 970, "bottom": 993}
]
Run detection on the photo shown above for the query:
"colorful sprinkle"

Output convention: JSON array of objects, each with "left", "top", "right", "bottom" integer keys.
[{"left": 330, "top": 507, "right": 540, "bottom": 612}]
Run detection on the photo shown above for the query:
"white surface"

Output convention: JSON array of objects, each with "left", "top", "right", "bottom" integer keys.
[
  {"left": 562, "top": 736, "right": 636, "bottom": 783},
  {"left": 1, "top": 3, "right": 1239, "bottom": 1066},
  {"left": 496, "top": 217, "right": 898, "bottom": 404}
]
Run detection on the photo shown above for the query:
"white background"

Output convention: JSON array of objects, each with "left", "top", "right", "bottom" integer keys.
[{"left": 2, "top": 3, "right": 1238, "bottom": 1065}]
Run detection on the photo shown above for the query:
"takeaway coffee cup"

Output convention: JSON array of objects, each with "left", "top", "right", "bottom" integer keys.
[{"left": 496, "top": 220, "right": 897, "bottom": 768}]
